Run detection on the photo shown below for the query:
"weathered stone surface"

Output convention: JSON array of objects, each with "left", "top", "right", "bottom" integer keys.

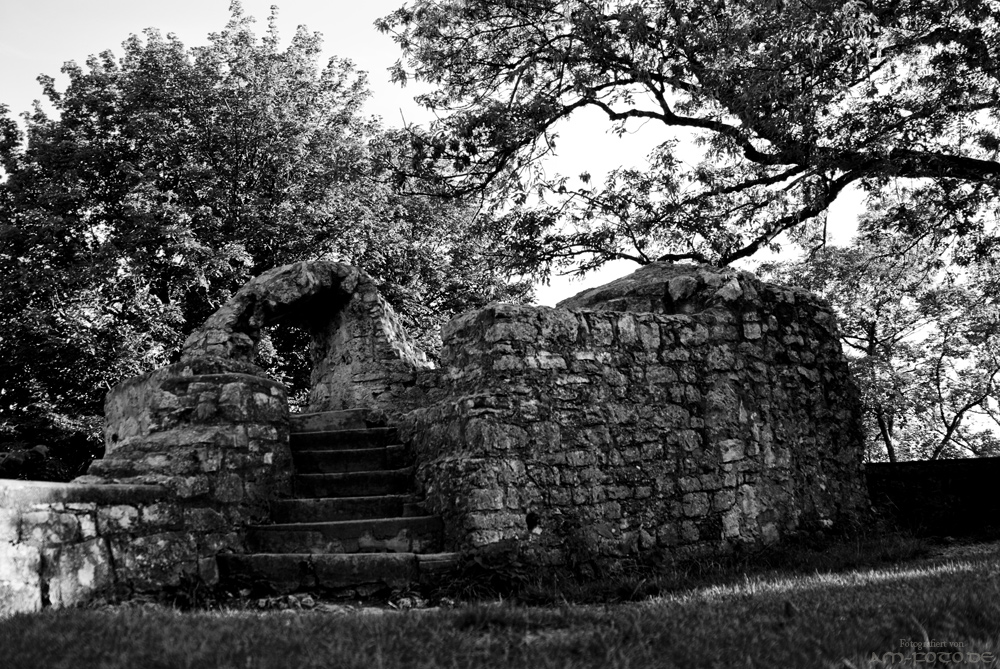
[
  {"left": 0, "top": 480, "right": 178, "bottom": 614},
  {"left": 98, "top": 365, "right": 293, "bottom": 547},
  {"left": 179, "top": 260, "right": 433, "bottom": 414},
  {"left": 43, "top": 538, "right": 113, "bottom": 608},
  {"left": 0, "top": 542, "right": 42, "bottom": 614},
  {"left": 4, "top": 259, "right": 869, "bottom": 613},
  {"left": 399, "top": 262, "right": 869, "bottom": 567}
]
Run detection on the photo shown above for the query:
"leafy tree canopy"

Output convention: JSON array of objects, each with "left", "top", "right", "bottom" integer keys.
[
  {"left": 0, "top": 1, "right": 528, "bottom": 473},
  {"left": 379, "top": 0, "right": 1000, "bottom": 275},
  {"left": 764, "top": 214, "right": 1000, "bottom": 461}
]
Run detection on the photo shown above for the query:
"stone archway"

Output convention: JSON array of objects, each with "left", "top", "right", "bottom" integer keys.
[
  {"left": 92, "top": 261, "right": 434, "bottom": 561},
  {"left": 180, "top": 260, "right": 432, "bottom": 413}
]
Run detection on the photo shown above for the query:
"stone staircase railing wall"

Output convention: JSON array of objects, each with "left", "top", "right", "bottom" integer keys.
[{"left": 397, "top": 264, "right": 870, "bottom": 567}]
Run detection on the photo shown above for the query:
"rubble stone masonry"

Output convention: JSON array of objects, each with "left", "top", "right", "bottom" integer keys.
[
  {"left": 398, "top": 263, "right": 869, "bottom": 566},
  {"left": 1, "top": 260, "right": 870, "bottom": 612}
]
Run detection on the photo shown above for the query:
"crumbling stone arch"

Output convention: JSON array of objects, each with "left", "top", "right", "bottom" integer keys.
[{"left": 180, "top": 261, "right": 432, "bottom": 413}]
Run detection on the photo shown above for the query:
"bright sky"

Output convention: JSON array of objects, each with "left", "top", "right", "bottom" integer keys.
[{"left": 0, "top": 0, "right": 861, "bottom": 305}]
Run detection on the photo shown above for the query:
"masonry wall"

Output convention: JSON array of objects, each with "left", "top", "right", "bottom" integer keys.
[
  {"left": 399, "top": 265, "right": 869, "bottom": 567},
  {"left": 178, "top": 260, "right": 432, "bottom": 416},
  {"left": 0, "top": 481, "right": 214, "bottom": 614},
  {"left": 96, "top": 356, "right": 292, "bottom": 532}
]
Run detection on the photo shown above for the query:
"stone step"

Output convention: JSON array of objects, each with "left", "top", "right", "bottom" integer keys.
[
  {"left": 246, "top": 516, "right": 444, "bottom": 554},
  {"left": 217, "top": 552, "right": 460, "bottom": 597},
  {"left": 270, "top": 495, "right": 427, "bottom": 523},
  {"left": 290, "top": 409, "right": 388, "bottom": 433},
  {"left": 294, "top": 445, "right": 410, "bottom": 474},
  {"left": 290, "top": 428, "right": 399, "bottom": 451},
  {"left": 293, "top": 469, "right": 415, "bottom": 498}
]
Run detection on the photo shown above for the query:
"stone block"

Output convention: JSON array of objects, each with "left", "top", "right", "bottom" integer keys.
[
  {"left": 212, "top": 474, "right": 245, "bottom": 503},
  {"left": 720, "top": 439, "right": 745, "bottom": 463},
  {"left": 713, "top": 489, "right": 736, "bottom": 511},
  {"left": 141, "top": 503, "right": 183, "bottom": 529},
  {"left": 680, "top": 520, "right": 699, "bottom": 543},
  {"left": 78, "top": 513, "right": 98, "bottom": 540},
  {"left": 96, "top": 505, "right": 139, "bottom": 535},
  {"left": 469, "top": 489, "right": 505, "bottom": 511},
  {"left": 722, "top": 509, "right": 741, "bottom": 538},
  {"left": 112, "top": 532, "right": 199, "bottom": 590},
  {"left": 171, "top": 476, "right": 211, "bottom": 499},
  {"left": 678, "top": 476, "right": 701, "bottom": 493},
  {"left": 484, "top": 321, "right": 537, "bottom": 343},
  {"left": 682, "top": 493, "right": 710, "bottom": 517},
  {"left": 22, "top": 511, "right": 80, "bottom": 546},
  {"left": 678, "top": 324, "right": 709, "bottom": 346},
  {"left": 43, "top": 538, "right": 113, "bottom": 608},
  {"left": 183, "top": 507, "right": 228, "bottom": 532},
  {"left": 0, "top": 542, "right": 42, "bottom": 615}
]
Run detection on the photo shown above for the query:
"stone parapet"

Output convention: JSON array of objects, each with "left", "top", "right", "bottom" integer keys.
[{"left": 398, "top": 263, "right": 869, "bottom": 568}]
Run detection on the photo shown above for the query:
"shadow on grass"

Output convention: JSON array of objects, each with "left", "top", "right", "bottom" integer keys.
[
  {"left": 3, "top": 534, "right": 999, "bottom": 669},
  {"left": 436, "top": 528, "right": 936, "bottom": 606}
]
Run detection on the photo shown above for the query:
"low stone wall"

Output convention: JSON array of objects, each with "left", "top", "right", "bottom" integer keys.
[
  {"left": 866, "top": 458, "right": 1000, "bottom": 537},
  {"left": 398, "top": 265, "right": 869, "bottom": 567},
  {"left": 0, "top": 480, "right": 215, "bottom": 614}
]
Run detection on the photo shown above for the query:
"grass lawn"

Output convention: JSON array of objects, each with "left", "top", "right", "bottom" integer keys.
[{"left": 3, "top": 538, "right": 1000, "bottom": 668}]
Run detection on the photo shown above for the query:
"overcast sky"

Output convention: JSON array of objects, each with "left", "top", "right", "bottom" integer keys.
[{"left": 0, "top": 0, "right": 860, "bottom": 304}]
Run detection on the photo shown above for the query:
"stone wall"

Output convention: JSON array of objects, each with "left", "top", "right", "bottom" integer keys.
[
  {"left": 398, "top": 263, "right": 869, "bottom": 567},
  {"left": 2, "top": 259, "right": 871, "bottom": 612},
  {"left": 94, "top": 356, "right": 292, "bottom": 535},
  {"left": 1, "top": 260, "right": 440, "bottom": 615},
  {"left": 0, "top": 480, "right": 212, "bottom": 614}
]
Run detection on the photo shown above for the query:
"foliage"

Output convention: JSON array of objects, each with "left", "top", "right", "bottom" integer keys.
[
  {"left": 378, "top": 0, "right": 1000, "bottom": 460},
  {"left": 378, "top": 0, "right": 1000, "bottom": 277},
  {"left": 0, "top": 2, "right": 529, "bottom": 475},
  {"left": 764, "top": 208, "right": 1000, "bottom": 461}
]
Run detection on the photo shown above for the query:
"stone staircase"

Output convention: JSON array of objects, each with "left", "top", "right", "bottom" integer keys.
[{"left": 218, "top": 409, "right": 457, "bottom": 598}]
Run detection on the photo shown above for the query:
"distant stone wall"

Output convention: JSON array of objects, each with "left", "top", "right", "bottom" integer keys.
[{"left": 398, "top": 263, "right": 869, "bottom": 567}]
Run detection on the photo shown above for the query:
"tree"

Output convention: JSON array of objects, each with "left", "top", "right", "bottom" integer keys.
[
  {"left": 0, "top": 2, "right": 529, "bottom": 476},
  {"left": 378, "top": 0, "right": 1000, "bottom": 276},
  {"left": 763, "top": 201, "right": 1000, "bottom": 462}
]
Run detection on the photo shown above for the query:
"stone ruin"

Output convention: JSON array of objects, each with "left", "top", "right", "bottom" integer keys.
[{"left": 0, "top": 260, "right": 870, "bottom": 613}]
